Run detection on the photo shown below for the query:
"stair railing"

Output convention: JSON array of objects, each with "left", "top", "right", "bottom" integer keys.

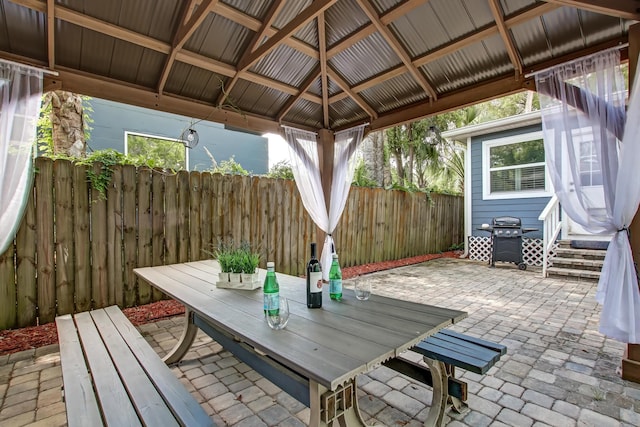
[{"left": 538, "top": 194, "right": 561, "bottom": 277}]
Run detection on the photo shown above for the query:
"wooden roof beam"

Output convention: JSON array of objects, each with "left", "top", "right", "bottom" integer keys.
[
  {"left": 318, "top": 13, "right": 330, "bottom": 128},
  {"left": 158, "top": 0, "right": 218, "bottom": 94},
  {"left": 217, "top": 0, "right": 286, "bottom": 106},
  {"left": 46, "top": 0, "right": 54, "bottom": 69},
  {"left": 543, "top": 0, "right": 640, "bottom": 20},
  {"left": 237, "top": 0, "right": 338, "bottom": 73},
  {"left": 355, "top": 0, "right": 437, "bottom": 99},
  {"left": 328, "top": 67, "right": 378, "bottom": 119},
  {"left": 488, "top": 0, "right": 523, "bottom": 76}
]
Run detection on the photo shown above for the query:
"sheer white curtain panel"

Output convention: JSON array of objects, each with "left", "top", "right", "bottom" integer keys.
[
  {"left": 0, "top": 61, "right": 43, "bottom": 254},
  {"left": 536, "top": 50, "right": 640, "bottom": 343},
  {"left": 284, "top": 125, "right": 365, "bottom": 279}
]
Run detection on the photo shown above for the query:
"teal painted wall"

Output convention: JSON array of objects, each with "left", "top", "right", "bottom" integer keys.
[{"left": 86, "top": 98, "right": 268, "bottom": 174}]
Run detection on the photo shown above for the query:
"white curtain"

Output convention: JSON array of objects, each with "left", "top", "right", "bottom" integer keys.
[
  {"left": 284, "top": 125, "right": 365, "bottom": 279},
  {"left": 536, "top": 50, "right": 640, "bottom": 343},
  {"left": 0, "top": 61, "right": 43, "bottom": 254}
]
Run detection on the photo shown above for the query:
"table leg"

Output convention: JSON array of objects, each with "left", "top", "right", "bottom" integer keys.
[
  {"left": 162, "top": 309, "right": 198, "bottom": 364},
  {"left": 422, "top": 358, "right": 448, "bottom": 427},
  {"left": 309, "top": 378, "right": 372, "bottom": 426}
]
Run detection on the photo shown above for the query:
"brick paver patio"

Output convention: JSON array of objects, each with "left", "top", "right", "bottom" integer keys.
[{"left": 1, "top": 258, "right": 639, "bottom": 426}]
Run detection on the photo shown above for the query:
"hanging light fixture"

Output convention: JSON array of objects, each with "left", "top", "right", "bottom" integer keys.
[{"left": 180, "top": 128, "right": 199, "bottom": 149}]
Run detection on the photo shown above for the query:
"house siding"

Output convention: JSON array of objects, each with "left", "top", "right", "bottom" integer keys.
[
  {"left": 87, "top": 98, "right": 268, "bottom": 174},
  {"left": 471, "top": 124, "right": 548, "bottom": 239}
]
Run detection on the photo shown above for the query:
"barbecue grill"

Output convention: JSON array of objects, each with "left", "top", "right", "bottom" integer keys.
[{"left": 481, "top": 216, "right": 537, "bottom": 270}]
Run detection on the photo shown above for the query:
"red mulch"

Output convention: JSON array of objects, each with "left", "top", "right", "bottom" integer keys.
[{"left": 0, "top": 251, "right": 461, "bottom": 356}]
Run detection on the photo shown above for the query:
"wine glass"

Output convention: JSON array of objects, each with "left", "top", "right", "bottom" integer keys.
[
  {"left": 354, "top": 277, "right": 371, "bottom": 301},
  {"left": 266, "top": 297, "right": 290, "bottom": 330}
]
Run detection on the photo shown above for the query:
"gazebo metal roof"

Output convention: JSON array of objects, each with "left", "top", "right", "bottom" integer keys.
[{"left": 0, "top": 0, "right": 636, "bottom": 134}]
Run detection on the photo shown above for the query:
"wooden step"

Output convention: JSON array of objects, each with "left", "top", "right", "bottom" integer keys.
[
  {"left": 547, "top": 266, "right": 601, "bottom": 281},
  {"left": 554, "top": 247, "right": 607, "bottom": 260},
  {"left": 551, "top": 257, "right": 604, "bottom": 272}
]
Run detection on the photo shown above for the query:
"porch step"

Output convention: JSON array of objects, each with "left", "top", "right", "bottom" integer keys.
[
  {"left": 554, "top": 247, "right": 607, "bottom": 261},
  {"left": 548, "top": 242, "right": 606, "bottom": 281},
  {"left": 546, "top": 267, "right": 601, "bottom": 281},
  {"left": 550, "top": 257, "right": 604, "bottom": 272}
]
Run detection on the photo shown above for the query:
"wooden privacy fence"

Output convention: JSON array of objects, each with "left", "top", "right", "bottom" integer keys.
[{"left": 0, "top": 158, "right": 463, "bottom": 329}]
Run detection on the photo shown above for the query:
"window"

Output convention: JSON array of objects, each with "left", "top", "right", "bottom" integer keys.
[
  {"left": 482, "top": 131, "right": 549, "bottom": 200},
  {"left": 125, "top": 132, "right": 187, "bottom": 170}
]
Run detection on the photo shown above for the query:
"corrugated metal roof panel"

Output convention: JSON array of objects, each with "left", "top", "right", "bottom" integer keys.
[
  {"left": 184, "top": 13, "right": 252, "bottom": 64},
  {"left": 330, "top": 97, "right": 368, "bottom": 128},
  {"left": 512, "top": 7, "right": 627, "bottom": 68},
  {"left": 1, "top": 1, "right": 45, "bottom": 60},
  {"left": 369, "top": 0, "right": 403, "bottom": 15},
  {"left": 135, "top": 49, "right": 167, "bottom": 87},
  {"left": 294, "top": 20, "right": 318, "bottom": 47},
  {"left": 165, "top": 62, "right": 224, "bottom": 102},
  {"left": 360, "top": 73, "right": 427, "bottom": 114},
  {"left": 55, "top": 20, "right": 83, "bottom": 69},
  {"left": 251, "top": 44, "right": 318, "bottom": 88},
  {"left": 221, "top": 0, "right": 270, "bottom": 19},
  {"left": 421, "top": 34, "right": 512, "bottom": 93},
  {"left": 229, "top": 80, "right": 290, "bottom": 117},
  {"left": 273, "top": 0, "right": 312, "bottom": 29},
  {"left": 391, "top": 0, "right": 493, "bottom": 58},
  {"left": 501, "top": 0, "right": 537, "bottom": 16},
  {"left": 329, "top": 32, "right": 401, "bottom": 86},
  {"left": 283, "top": 98, "right": 323, "bottom": 129},
  {"left": 325, "top": 0, "right": 370, "bottom": 46},
  {"left": 308, "top": 74, "right": 341, "bottom": 97}
]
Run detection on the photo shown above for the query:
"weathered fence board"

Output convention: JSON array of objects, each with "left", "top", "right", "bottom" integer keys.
[{"left": 1, "top": 159, "right": 463, "bottom": 329}]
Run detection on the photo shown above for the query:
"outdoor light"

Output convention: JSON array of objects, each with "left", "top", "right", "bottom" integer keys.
[
  {"left": 180, "top": 128, "right": 199, "bottom": 149},
  {"left": 424, "top": 125, "right": 440, "bottom": 145}
]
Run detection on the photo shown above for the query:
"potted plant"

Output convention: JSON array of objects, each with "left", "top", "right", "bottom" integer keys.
[{"left": 213, "top": 240, "right": 261, "bottom": 289}]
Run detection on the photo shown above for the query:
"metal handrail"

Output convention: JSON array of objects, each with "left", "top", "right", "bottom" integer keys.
[{"left": 538, "top": 194, "right": 562, "bottom": 277}]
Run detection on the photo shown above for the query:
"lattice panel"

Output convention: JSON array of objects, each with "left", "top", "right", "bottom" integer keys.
[{"left": 467, "top": 236, "right": 544, "bottom": 266}]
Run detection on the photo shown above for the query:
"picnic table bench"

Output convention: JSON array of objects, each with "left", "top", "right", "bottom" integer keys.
[
  {"left": 55, "top": 305, "right": 214, "bottom": 427},
  {"left": 384, "top": 328, "right": 507, "bottom": 425}
]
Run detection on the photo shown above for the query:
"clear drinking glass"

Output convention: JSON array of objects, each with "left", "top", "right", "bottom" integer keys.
[
  {"left": 266, "top": 297, "right": 290, "bottom": 330},
  {"left": 354, "top": 277, "right": 371, "bottom": 301}
]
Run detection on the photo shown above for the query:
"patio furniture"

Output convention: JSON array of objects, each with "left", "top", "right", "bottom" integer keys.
[
  {"left": 55, "top": 306, "right": 214, "bottom": 427},
  {"left": 384, "top": 329, "right": 507, "bottom": 424},
  {"left": 134, "top": 260, "right": 467, "bottom": 427}
]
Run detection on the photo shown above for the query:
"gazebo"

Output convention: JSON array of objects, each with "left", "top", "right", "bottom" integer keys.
[{"left": 2, "top": 0, "right": 640, "bottom": 379}]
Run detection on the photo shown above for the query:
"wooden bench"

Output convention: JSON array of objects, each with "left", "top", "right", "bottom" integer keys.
[
  {"left": 384, "top": 329, "right": 506, "bottom": 427},
  {"left": 56, "top": 305, "right": 214, "bottom": 427}
]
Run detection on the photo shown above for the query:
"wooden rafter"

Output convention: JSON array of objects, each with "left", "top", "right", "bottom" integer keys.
[
  {"left": 158, "top": 0, "right": 217, "bottom": 94},
  {"left": 46, "top": 0, "right": 54, "bottom": 69},
  {"left": 327, "top": 67, "right": 378, "bottom": 119},
  {"left": 318, "top": 13, "right": 330, "bottom": 127},
  {"left": 488, "top": 0, "right": 523, "bottom": 76},
  {"left": 237, "top": 0, "right": 338, "bottom": 73},
  {"left": 182, "top": 0, "right": 200, "bottom": 24},
  {"left": 217, "top": 0, "right": 286, "bottom": 106},
  {"left": 543, "top": 0, "right": 640, "bottom": 20},
  {"left": 277, "top": 66, "right": 321, "bottom": 121},
  {"left": 355, "top": 0, "right": 437, "bottom": 99}
]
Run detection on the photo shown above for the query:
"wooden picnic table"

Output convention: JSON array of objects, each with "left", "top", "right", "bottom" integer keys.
[{"left": 134, "top": 260, "right": 467, "bottom": 426}]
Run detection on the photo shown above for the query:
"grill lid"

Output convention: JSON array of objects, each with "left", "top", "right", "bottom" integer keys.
[{"left": 492, "top": 216, "right": 521, "bottom": 227}]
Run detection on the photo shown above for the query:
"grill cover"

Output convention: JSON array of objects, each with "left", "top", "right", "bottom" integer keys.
[{"left": 492, "top": 216, "right": 522, "bottom": 228}]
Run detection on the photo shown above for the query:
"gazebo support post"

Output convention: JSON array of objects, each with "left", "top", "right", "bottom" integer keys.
[
  {"left": 316, "top": 129, "right": 334, "bottom": 264},
  {"left": 622, "top": 22, "right": 640, "bottom": 383}
]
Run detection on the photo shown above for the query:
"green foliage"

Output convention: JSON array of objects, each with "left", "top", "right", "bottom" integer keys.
[
  {"left": 448, "top": 242, "right": 464, "bottom": 251},
  {"left": 267, "top": 160, "right": 294, "bottom": 180},
  {"left": 211, "top": 240, "right": 260, "bottom": 273},
  {"left": 126, "top": 134, "right": 186, "bottom": 171},
  {"left": 352, "top": 158, "right": 378, "bottom": 187},
  {"left": 211, "top": 156, "right": 250, "bottom": 175},
  {"left": 77, "top": 149, "right": 131, "bottom": 199}
]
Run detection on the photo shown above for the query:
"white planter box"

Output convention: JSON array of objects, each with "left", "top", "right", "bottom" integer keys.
[{"left": 216, "top": 271, "right": 261, "bottom": 290}]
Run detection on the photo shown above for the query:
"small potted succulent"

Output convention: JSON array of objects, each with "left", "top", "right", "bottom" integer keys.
[{"left": 213, "top": 240, "right": 261, "bottom": 289}]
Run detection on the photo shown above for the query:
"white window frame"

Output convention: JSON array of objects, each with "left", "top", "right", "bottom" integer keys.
[
  {"left": 482, "top": 130, "right": 551, "bottom": 200},
  {"left": 124, "top": 131, "right": 190, "bottom": 171}
]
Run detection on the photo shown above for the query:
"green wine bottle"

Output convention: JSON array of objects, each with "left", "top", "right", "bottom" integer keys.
[
  {"left": 329, "top": 253, "right": 342, "bottom": 301},
  {"left": 263, "top": 262, "right": 279, "bottom": 316}
]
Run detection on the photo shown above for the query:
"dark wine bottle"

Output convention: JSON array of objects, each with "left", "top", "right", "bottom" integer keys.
[{"left": 306, "top": 242, "right": 323, "bottom": 308}]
